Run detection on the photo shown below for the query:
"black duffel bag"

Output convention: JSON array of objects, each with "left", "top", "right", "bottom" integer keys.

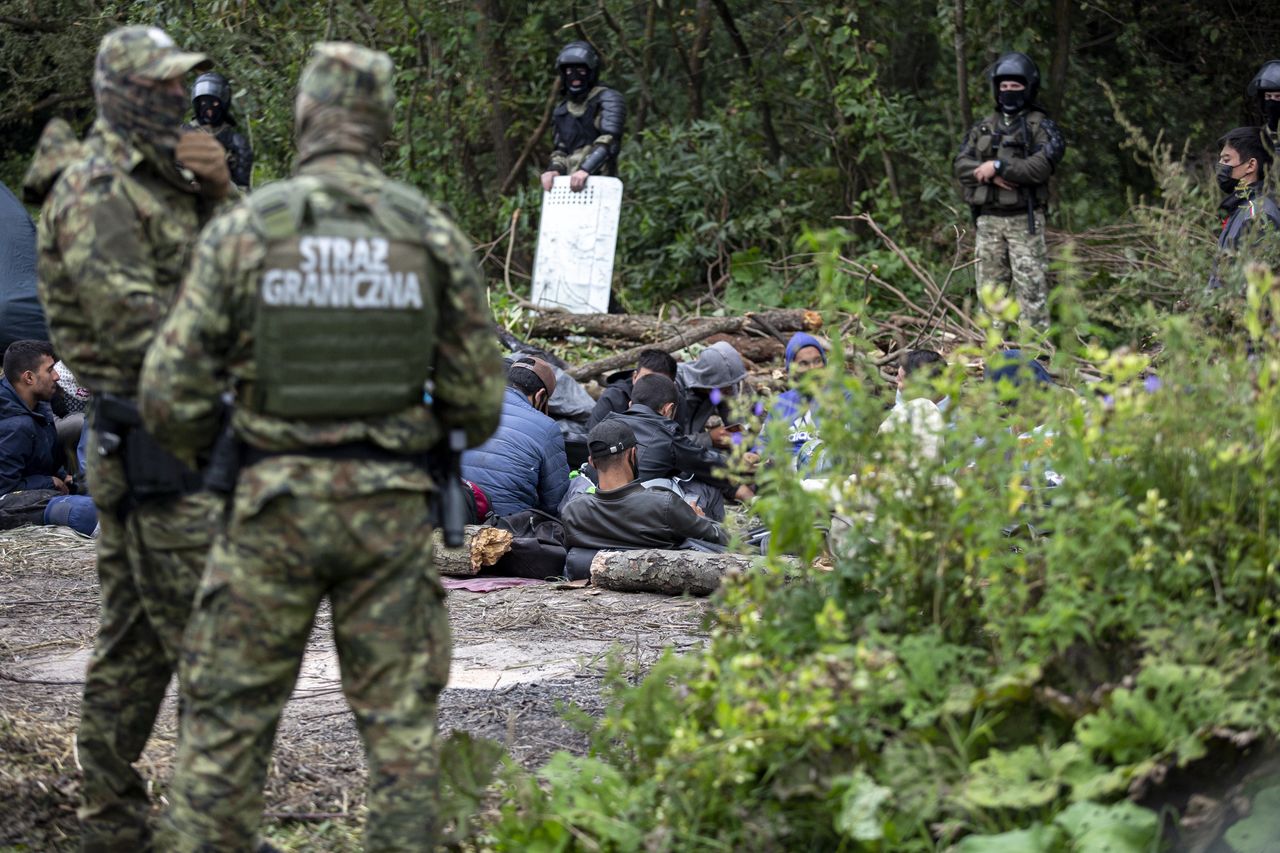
[{"left": 486, "top": 508, "right": 567, "bottom": 579}]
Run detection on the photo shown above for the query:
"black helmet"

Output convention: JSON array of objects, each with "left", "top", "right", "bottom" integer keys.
[
  {"left": 1247, "top": 60, "right": 1280, "bottom": 98},
  {"left": 192, "top": 72, "right": 232, "bottom": 126},
  {"left": 989, "top": 52, "right": 1040, "bottom": 101},
  {"left": 556, "top": 41, "right": 600, "bottom": 74},
  {"left": 555, "top": 41, "right": 600, "bottom": 98}
]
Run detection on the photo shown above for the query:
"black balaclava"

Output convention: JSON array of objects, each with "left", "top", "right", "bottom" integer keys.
[
  {"left": 561, "top": 64, "right": 591, "bottom": 99},
  {"left": 195, "top": 96, "right": 224, "bottom": 126},
  {"left": 997, "top": 85, "right": 1028, "bottom": 115}
]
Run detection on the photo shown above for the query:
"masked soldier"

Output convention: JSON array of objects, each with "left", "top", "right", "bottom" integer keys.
[
  {"left": 1249, "top": 61, "right": 1280, "bottom": 160},
  {"left": 539, "top": 40, "right": 625, "bottom": 193},
  {"left": 954, "top": 52, "right": 1066, "bottom": 331},
  {"left": 32, "top": 25, "right": 229, "bottom": 851},
  {"left": 183, "top": 71, "right": 254, "bottom": 190},
  {"left": 141, "top": 42, "right": 506, "bottom": 852}
]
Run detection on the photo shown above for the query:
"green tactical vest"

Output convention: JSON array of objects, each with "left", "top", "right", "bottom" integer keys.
[
  {"left": 965, "top": 110, "right": 1052, "bottom": 210},
  {"left": 246, "top": 175, "right": 437, "bottom": 419}
]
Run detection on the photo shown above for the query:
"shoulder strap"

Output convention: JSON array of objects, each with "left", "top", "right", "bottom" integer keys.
[{"left": 248, "top": 177, "right": 322, "bottom": 240}]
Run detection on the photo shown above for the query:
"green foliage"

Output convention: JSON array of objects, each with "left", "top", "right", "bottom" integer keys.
[
  {"left": 1, "top": 1, "right": 1269, "bottom": 311},
  {"left": 481, "top": 255, "right": 1280, "bottom": 849}
]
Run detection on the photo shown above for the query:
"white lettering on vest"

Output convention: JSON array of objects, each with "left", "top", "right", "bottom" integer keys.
[{"left": 261, "top": 236, "right": 422, "bottom": 309}]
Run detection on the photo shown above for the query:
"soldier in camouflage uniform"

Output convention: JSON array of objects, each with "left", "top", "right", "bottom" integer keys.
[
  {"left": 31, "top": 26, "right": 233, "bottom": 852},
  {"left": 954, "top": 52, "right": 1066, "bottom": 331},
  {"left": 140, "top": 42, "right": 506, "bottom": 852},
  {"left": 539, "top": 41, "right": 625, "bottom": 192}
]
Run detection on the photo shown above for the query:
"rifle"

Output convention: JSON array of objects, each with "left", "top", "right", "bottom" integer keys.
[{"left": 432, "top": 428, "right": 469, "bottom": 548}]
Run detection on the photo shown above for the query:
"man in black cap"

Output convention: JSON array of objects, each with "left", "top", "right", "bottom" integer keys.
[{"left": 562, "top": 420, "right": 726, "bottom": 550}]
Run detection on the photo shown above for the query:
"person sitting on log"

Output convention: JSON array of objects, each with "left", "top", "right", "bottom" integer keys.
[
  {"left": 676, "top": 341, "right": 748, "bottom": 449},
  {"left": 587, "top": 348, "right": 678, "bottom": 429},
  {"left": 602, "top": 373, "right": 753, "bottom": 521},
  {"left": 561, "top": 420, "right": 726, "bottom": 551},
  {"left": 879, "top": 349, "right": 951, "bottom": 467},
  {"left": 462, "top": 356, "right": 570, "bottom": 517}
]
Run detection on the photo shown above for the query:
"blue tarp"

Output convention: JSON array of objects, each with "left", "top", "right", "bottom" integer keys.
[{"left": 0, "top": 182, "right": 49, "bottom": 354}]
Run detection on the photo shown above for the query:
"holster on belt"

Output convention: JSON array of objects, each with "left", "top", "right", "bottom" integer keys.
[{"left": 94, "top": 393, "right": 204, "bottom": 500}]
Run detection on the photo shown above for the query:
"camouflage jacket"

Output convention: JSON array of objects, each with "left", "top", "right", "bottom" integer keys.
[
  {"left": 953, "top": 108, "right": 1066, "bottom": 215},
  {"left": 35, "top": 118, "right": 221, "bottom": 396},
  {"left": 181, "top": 120, "right": 253, "bottom": 190},
  {"left": 139, "top": 153, "right": 506, "bottom": 509}
]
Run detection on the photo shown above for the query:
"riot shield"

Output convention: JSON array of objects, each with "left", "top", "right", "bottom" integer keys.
[{"left": 531, "top": 175, "right": 622, "bottom": 313}]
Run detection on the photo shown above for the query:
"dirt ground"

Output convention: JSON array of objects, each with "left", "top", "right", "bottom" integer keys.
[{"left": 0, "top": 525, "right": 710, "bottom": 850}]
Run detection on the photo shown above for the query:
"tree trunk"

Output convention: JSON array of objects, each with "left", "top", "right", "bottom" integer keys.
[
  {"left": 529, "top": 308, "right": 822, "bottom": 342},
  {"left": 710, "top": 0, "right": 782, "bottom": 162},
  {"left": 434, "top": 525, "right": 514, "bottom": 576},
  {"left": 473, "top": 0, "right": 517, "bottom": 180},
  {"left": 953, "top": 0, "right": 972, "bottom": 130},
  {"left": 1047, "top": 0, "right": 1071, "bottom": 116},
  {"left": 590, "top": 549, "right": 758, "bottom": 595},
  {"left": 702, "top": 333, "right": 785, "bottom": 364}
]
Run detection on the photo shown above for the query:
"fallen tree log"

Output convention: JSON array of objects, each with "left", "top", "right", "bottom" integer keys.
[
  {"left": 530, "top": 308, "right": 822, "bottom": 343},
  {"left": 589, "top": 549, "right": 760, "bottom": 596},
  {"left": 703, "top": 332, "right": 785, "bottom": 364},
  {"left": 568, "top": 310, "right": 823, "bottom": 380},
  {"left": 433, "top": 525, "right": 514, "bottom": 577}
]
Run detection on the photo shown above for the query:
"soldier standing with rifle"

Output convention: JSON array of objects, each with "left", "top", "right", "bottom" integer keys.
[
  {"left": 33, "top": 26, "right": 231, "bottom": 851},
  {"left": 139, "top": 42, "right": 505, "bottom": 852},
  {"left": 955, "top": 52, "right": 1066, "bottom": 332}
]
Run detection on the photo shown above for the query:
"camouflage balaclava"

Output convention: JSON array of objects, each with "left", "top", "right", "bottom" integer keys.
[
  {"left": 93, "top": 26, "right": 210, "bottom": 154},
  {"left": 295, "top": 42, "right": 395, "bottom": 165}
]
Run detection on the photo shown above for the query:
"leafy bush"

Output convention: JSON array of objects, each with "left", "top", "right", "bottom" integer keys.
[{"left": 475, "top": 262, "right": 1280, "bottom": 850}]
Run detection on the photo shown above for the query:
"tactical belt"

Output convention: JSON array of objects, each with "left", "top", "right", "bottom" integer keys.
[
  {"left": 979, "top": 207, "right": 1042, "bottom": 218},
  {"left": 242, "top": 441, "right": 428, "bottom": 468}
]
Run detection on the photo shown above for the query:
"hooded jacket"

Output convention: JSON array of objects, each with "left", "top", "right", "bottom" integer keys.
[
  {"left": 0, "top": 377, "right": 64, "bottom": 495},
  {"left": 676, "top": 341, "right": 747, "bottom": 442},
  {"left": 461, "top": 387, "right": 570, "bottom": 517}
]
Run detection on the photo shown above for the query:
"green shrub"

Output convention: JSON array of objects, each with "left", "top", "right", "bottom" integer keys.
[{"left": 476, "top": 262, "right": 1280, "bottom": 851}]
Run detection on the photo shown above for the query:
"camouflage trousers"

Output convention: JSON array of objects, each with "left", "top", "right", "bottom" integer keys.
[
  {"left": 77, "top": 429, "right": 219, "bottom": 853},
  {"left": 163, "top": 489, "right": 450, "bottom": 853},
  {"left": 976, "top": 211, "right": 1049, "bottom": 330}
]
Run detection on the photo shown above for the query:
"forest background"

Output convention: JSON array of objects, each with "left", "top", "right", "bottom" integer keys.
[{"left": 1, "top": 0, "right": 1276, "bottom": 329}]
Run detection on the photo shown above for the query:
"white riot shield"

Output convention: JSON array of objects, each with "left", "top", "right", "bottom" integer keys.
[{"left": 531, "top": 175, "right": 622, "bottom": 313}]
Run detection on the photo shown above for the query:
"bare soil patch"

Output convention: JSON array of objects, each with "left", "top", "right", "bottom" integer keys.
[{"left": 0, "top": 525, "right": 709, "bottom": 850}]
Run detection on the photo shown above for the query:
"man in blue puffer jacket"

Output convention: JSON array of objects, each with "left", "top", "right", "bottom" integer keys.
[
  {"left": 462, "top": 356, "right": 570, "bottom": 516},
  {"left": 0, "top": 340, "right": 73, "bottom": 496}
]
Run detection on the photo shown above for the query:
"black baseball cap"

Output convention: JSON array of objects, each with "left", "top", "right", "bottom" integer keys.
[{"left": 587, "top": 420, "right": 638, "bottom": 458}]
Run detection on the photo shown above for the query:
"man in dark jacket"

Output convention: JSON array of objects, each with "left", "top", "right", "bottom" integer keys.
[
  {"left": 183, "top": 71, "right": 253, "bottom": 191},
  {"left": 0, "top": 340, "right": 72, "bottom": 496},
  {"left": 587, "top": 348, "right": 677, "bottom": 429},
  {"left": 562, "top": 420, "right": 725, "bottom": 551},
  {"left": 1210, "top": 126, "right": 1280, "bottom": 289},
  {"left": 676, "top": 341, "right": 749, "bottom": 449},
  {"left": 954, "top": 52, "right": 1066, "bottom": 331},
  {"left": 540, "top": 41, "right": 625, "bottom": 193},
  {"left": 462, "top": 356, "right": 570, "bottom": 516}
]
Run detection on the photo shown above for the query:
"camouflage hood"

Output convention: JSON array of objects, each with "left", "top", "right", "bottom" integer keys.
[
  {"left": 93, "top": 26, "right": 210, "bottom": 156},
  {"left": 295, "top": 42, "right": 395, "bottom": 166},
  {"left": 22, "top": 118, "right": 85, "bottom": 205}
]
